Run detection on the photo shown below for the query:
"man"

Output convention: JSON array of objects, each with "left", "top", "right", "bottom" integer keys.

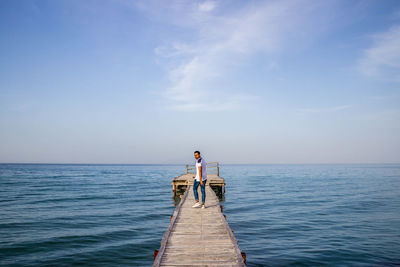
[{"left": 192, "top": 151, "right": 207, "bottom": 209}]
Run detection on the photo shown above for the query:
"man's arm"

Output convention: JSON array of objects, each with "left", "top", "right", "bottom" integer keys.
[{"left": 198, "top": 166, "right": 203, "bottom": 185}]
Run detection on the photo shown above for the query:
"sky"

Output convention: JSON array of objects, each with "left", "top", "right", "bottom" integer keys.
[{"left": 0, "top": 0, "right": 400, "bottom": 164}]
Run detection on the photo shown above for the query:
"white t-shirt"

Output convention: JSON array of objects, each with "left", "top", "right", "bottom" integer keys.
[{"left": 195, "top": 157, "right": 207, "bottom": 181}]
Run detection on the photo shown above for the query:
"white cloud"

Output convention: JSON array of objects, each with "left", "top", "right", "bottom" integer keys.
[
  {"left": 359, "top": 24, "right": 400, "bottom": 82},
  {"left": 298, "top": 105, "right": 352, "bottom": 114},
  {"left": 137, "top": 0, "right": 338, "bottom": 111},
  {"left": 198, "top": 1, "right": 216, "bottom": 12}
]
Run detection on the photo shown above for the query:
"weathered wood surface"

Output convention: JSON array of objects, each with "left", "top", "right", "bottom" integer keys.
[
  {"left": 172, "top": 174, "right": 225, "bottom": 187},
  {"left": 153, "top": 184, "right": 245, "bottom": 267}
]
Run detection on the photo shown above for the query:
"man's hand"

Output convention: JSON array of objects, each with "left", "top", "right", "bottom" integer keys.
[{"left": 200, "top": 180, "right": 203, "bottom": 186}]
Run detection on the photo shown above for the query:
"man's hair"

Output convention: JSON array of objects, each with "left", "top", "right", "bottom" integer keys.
[{"left": 194, "top": 151, "right": 201, "bottom": 155}]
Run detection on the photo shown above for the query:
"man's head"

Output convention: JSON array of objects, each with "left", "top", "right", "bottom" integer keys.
[{"left": 194, "top": 151, "right": 201, "bottom": 159}]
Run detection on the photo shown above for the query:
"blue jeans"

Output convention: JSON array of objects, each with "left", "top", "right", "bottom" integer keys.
[{"left": 193, "top": 179, "right": 207, "bottom": 203}]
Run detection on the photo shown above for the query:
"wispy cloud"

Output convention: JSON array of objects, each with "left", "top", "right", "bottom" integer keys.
[
  {"left": 297, "top": 105, "right": 352, "bottom": 114},
  {"left": 359, "top": 24, "right": 400, "bottom": 82},
  {"left": 198, "top": 1, "right": 216, "bottom": 12},
  {"left": 135, "top": 0, "right": 338, "bottom": 111}
]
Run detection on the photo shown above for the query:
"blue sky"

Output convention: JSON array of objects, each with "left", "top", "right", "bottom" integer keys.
[{"left": 0, "top": 0, "right": 399, "bottom": 164}]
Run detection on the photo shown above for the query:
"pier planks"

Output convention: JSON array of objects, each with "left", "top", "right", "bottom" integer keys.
[{"left": 153, "top": 184, "right": 245, "bottom": 267}]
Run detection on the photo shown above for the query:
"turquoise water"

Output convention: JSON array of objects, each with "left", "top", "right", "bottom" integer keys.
[{"left": 0, "top": 164, "right": 399, "bottom": 266}]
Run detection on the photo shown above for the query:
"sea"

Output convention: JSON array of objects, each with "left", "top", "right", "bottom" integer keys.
[{"left": 0, "top": 163, "right": 399, "bottom": 266}]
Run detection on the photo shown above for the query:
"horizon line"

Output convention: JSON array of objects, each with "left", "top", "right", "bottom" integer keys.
[{"left": 0, "top": 162, "right": 399, "bottom": 165}]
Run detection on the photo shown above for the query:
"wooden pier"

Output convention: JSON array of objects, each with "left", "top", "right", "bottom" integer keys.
[
  {"left": 153, "top": 162, "right": 246, "bottom": 267},
  {"left": 172, "top": 162, "right": 226, "bottom": 197}
]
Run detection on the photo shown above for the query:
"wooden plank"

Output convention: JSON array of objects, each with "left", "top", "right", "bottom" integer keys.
[
  {"left": 172, "top": 174, "right": 225, "bottom": 183},
  {"left": 153, "top": 184, "right": 245, "bottom": 267},
  {"left": 153, "top": 183, "right": 190, "bottom": 267}
]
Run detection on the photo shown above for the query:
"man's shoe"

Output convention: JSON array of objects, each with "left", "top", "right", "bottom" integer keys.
[
  {"left": 201, "top": 204, "right": 205, "bottom": 209},
  {"left": 192, "top": 202, "right": 201, "bottom": 208}
]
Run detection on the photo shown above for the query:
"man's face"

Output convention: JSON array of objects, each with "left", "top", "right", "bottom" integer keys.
[{"left": 194, "top": 153, "right": 200, "bottom": 159}]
